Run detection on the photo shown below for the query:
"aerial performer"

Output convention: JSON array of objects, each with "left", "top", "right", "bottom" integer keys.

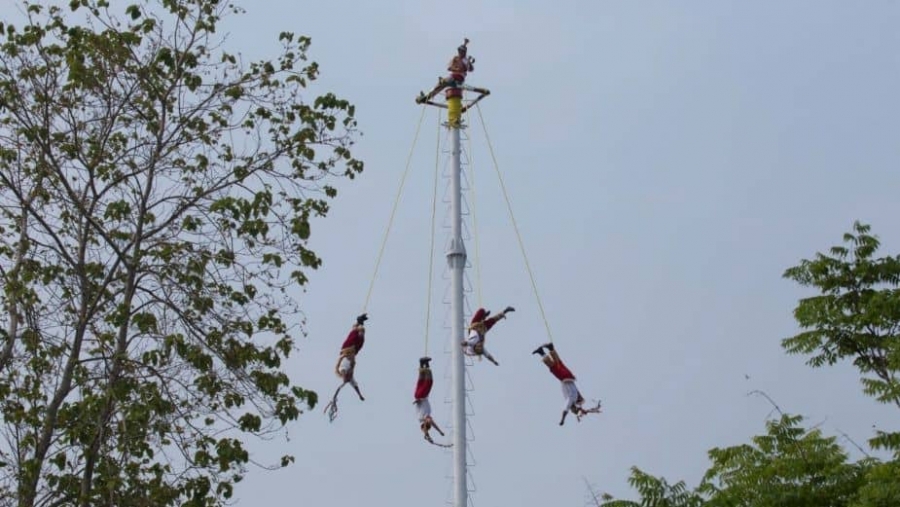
[
  {"left": 462, "top": 306, "right": 514, "bottom": 366},
  {"left": 532, "top": 343, "right": 602, "bottom": 426},
  {"left": 417, "top": 38, "right": 475, "bottom": 127},
  {"left": 324, "top": 314, "right": 368, "bottom": 422},
  {"left": 413, "top": 357, "right": 451, "bottom": 447}
]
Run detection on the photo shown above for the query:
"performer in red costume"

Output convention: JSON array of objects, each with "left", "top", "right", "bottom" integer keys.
[
  {"left": 336, "top": 313, "right": 367, "bottom": 367},
  {"left": 462, "top": 306, "right": 514, "bottom": 365},
  {"left": 446, "top": 38, "right": 474, "bottom": 87},
  {"left": 532, "top": 343, "right": 602, "bottom": 426},
  {"left": 413, "top": 357, "right": 449, "bottom": 447},
  {"left": 324, "top": 314, "right": 368, "bottom": 421},
  {"left": 417, "top": 38, "right": 476, "bottom": 126}
]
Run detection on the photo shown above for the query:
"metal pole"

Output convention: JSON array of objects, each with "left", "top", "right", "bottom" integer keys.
[{"left": 447, "top": 121, "right": 467, "bottom": 507}]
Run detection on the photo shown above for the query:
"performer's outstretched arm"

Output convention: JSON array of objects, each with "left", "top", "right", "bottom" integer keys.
[{"left": 431, "top": 419, "right": 445, "bottom": 436}]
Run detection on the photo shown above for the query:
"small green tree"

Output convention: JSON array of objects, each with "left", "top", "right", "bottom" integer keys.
[
  {"left": 599, "top": 413, "right": 879, "bottom": 507},
  {"left": 698, "top": 413, "right": 873, "bottom": 507},
  {"left": 0, "top": 1, "right": 362, "bottom": 506},
  {"left": 597, "top": 467, "right": 704, "bottom": 507},
  {"left": 782, "top": 221, "right": 900, "bottom": 454},
  {"left": 599, "top": 222, "right": 900, "bottom": 507}
]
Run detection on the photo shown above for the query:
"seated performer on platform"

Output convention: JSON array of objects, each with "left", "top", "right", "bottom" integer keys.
[
  {"left": 416, "top": 39, "right": 475, "bottom": 110},
  {"left": 462, "top": 306, "right": 514, "bottom": 366},
  {"left": 446, "top": 38, "right": 474, "bottom": 87},
  {"left": 532, "top": 342, "right": 602, "bottom": 426},
  {"left": 413, "top": 357, "right": 449, "bottom": 447}
]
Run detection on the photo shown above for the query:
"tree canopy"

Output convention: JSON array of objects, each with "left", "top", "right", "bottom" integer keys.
[{"left": 0, "top": 1, "right": 362, "bottom": 505}]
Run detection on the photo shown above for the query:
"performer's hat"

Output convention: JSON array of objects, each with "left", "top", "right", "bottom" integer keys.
[{"left": 356, "top": 313, "right": 368, "bottom": 325}]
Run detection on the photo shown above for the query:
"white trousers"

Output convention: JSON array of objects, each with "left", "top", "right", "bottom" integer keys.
[
  {"left": 463, "top": 330, "right": 483, "bottom": 356},
  {"left": 338, "top": 357, "right": 357, "bottom": 386},
  {"left": 561, "top": 379, "right": 580, "bottom": 411},
  {"left": 415, "top": 399, "right": 431, "bottom": 422}
]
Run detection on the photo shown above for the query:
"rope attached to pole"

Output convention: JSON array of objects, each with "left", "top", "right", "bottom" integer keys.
[
  {"left": 474, "top": 103, "right": 554, "bottom": 343},
  {"left": 424, "top": 109, "right": 442, "bottom": 356},
  {"left": 362, "top": 105, "right": 428, "bottom": 312},
  {"left": 464, "top": 108, "right": 484, "bottom": 309}
]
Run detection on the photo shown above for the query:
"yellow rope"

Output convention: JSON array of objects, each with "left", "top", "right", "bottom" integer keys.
[
  {"left": 424, "top": 109, "right": 442, "bottom": 356},
  {"left": 474, "top": 103, "right": 554, "bottom": 343},
  {"left": 363, "top": 105, "right": 427, "bottom": 312},
  {"left": 464, "top": 107, "right": 483, "bottom": 308}
]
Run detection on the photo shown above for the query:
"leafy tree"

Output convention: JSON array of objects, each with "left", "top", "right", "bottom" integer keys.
[
  {"left": 0, "top": 1, "right": 362, "bottom": 506},
  {"left": 782, "top": 221, "right": 900, "bottom": 454},
  {"left": 851, "top": 460, "right": 900, "bottom": 507},
  {"left": 698, "top": 413, "right": 874, "bottom": 507},
  {"left": 598, "top": 413, "right": 882, "bottom": 507},
  {"left": 599, "top": 222, "right": 900, "bottom": 507},
  {"left": 597, "top": 467, "right": 703, "bottom": 507}
]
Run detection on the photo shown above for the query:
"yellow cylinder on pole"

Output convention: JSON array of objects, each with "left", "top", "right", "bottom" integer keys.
[{"left": 447, "top": 96, "right": 462, "bottom": 127}]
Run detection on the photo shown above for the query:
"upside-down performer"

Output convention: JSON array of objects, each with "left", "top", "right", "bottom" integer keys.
[
  {"left": 324, "top": 314, "right": 368, "bottom": 422},
  {"left": 532, "top": 342, "right": 602, "bottom": 426},
  {"left": 413, "top": 357, "right": 451, "bottom": 447},
  {"left": 462, "top": 306, "right": 514, "bottom": 366}
]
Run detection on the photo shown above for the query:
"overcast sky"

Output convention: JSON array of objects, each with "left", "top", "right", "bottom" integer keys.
[
  {"left": 221, "top": 1, "right": 900, "bottom": 506},
  {"left": 9, "top": 0, "right": 900, "bottom": 505}
]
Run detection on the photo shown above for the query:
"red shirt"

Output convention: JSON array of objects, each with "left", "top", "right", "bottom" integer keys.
[
  {"left": 447, "top": 56, "right": 472, "bottom": 81},
  {"left": 415, "top": 370, "right": 433, "bottom": 400},
  {"left": 341, "top": 327, "right": 364, "bottom": 354},
  {"left": 549, "top": 360, "right": 575, "bottom": 381}
]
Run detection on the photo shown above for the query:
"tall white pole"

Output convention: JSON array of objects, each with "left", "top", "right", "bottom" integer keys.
[{"left": 447, "top": 122, "right": 467, "bottom": 507}]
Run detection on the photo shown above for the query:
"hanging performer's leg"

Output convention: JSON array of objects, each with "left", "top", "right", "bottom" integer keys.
[
  {"left": 414, "top": 357, "right": 451, "bottom": 447},
  {"left": 325, "top": 353, "right": 364, "bottom": 421},
  {"left": 337, "top": 354, "right": 365, "bottom": 401},
  {"left": 559, "top": 380, "right": 582, "bottom": 426}
]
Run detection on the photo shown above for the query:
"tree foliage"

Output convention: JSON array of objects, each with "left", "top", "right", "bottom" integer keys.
[
  {"left": 598, "top": 222, "right": 900, "bottom": 507},
  {"left": 598, "top": 467, "right": 703, "bottom": 507},
  {"left": 782, "top": 221, "right": 900, "bottom": 453},
  {"left": 698, "top": 413, "right": 874, "bottom": 507},
  {"left": 0, "top": 1, "right": 362, "bottom": 505}
]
